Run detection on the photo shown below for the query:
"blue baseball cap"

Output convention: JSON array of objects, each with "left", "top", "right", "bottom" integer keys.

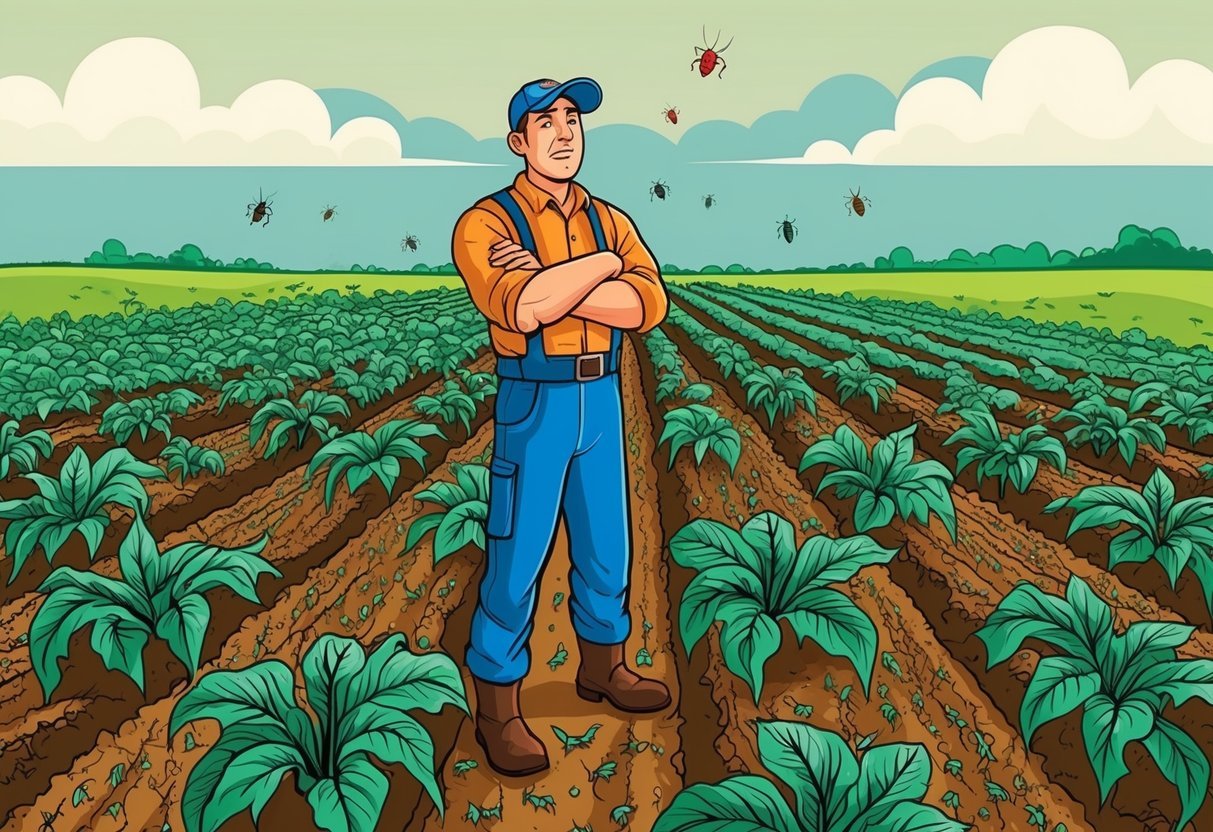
[{"left": 508, "top": 77, "right": 602, "bottom": 132}]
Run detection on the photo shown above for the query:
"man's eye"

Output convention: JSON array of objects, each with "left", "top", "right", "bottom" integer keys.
[{"left": 540, "top": 120, "right": 552, "bottom": 128}]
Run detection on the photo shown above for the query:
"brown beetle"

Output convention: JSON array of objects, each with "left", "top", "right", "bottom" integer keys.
[
  {"left": 846, "top": 188, "right": 872, "bottom": 217},
  {"left": 247, "top": 188, "right": 276, "bottom": 226},
  {"left": 401, "top": 234, "right": 420, "bottom": 252},
  {"left": 321, "top": 205, "right": 337, "bottom": 222}
]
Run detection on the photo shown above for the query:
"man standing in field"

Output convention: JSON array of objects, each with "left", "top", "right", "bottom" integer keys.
[{"left": 450, "top": 76, "right": 671, "bottom": 777}]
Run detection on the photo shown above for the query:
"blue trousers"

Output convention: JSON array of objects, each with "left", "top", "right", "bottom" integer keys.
[{"left": 467, "top": 374, "right": 632, "bottom": 684}]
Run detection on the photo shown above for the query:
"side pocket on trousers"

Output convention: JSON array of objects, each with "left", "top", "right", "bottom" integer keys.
[{"left": 486, "top": 457, "right": 519, "bottom": 539}]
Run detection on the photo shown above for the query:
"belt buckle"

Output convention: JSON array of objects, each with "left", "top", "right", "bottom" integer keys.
[{"left": 575, "top": 353, "right": 604, "bottom": 381}]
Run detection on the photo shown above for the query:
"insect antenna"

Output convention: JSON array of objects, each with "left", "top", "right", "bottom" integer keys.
[
  {"left": 712, "top": 29, "right": 722, "bottom": 50},
  {"left": 718, "top": 34, "right": 734, "bottom": 52}
]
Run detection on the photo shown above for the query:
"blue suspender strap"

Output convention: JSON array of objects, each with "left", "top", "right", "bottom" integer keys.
[{"left": 488, "top": 188, "right": 622, "bottom": 382}]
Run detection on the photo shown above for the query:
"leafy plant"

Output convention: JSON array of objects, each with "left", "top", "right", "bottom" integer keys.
[
  {"left": 938, "top": 367, "right": 1021, "bottom": 415},
  {"left": 943, "top": 408, "right": 1067, "bottom": 497},
  {"left": 741, "top": 365, "right": 817, "bottom": 426},
  {"left": 655, "top": 371, "right": 685, "bottom": 403},
  {"left": 249, "top": 390, "right": 349, "bottom": 458},
  {"left": 653, "top": 720, "right": 969, "bottom": 832},
  {"left": 658, "top": 404, "right": 741, "bottom": 474},
  {"left": 30, "top": 514, "right": 276, "bottom": 700},
  {"left": 159, "top": 436, "right": 226, "bottom": 484},
  {"left": 677, "top": 382, "right": 713, "bottom": 403},
  {"left": 1046, "top": 468, "right": 1213, "bottom": 614},
  {"left": 976, "top": 575, "right": 1213, "bottom": 831},
  {"left": 402, "top": 462, "right": 488, "bottom": 562},
  {"left": 800, "top": 423, "right": 957, "bottom": 541},
  {"left": 706, "top": 335, "right": 758, "bottom": 380},
  {"left": 671, "top": 511, "right": 897, "bottom": 702},
  {"left": 413, "top": 379, "right": 479, "bottom": 434},
  {"left": 1151, "top": 390, "right": 1213, "bottom": 444},
  {"left": 98, "top": 398, "right": 174, "bottom": 445},
  {"left": 306, "top": 418, "right": 444, "bottom": 510},
  {"left": 169, "top": 633, "right": 468, "bottom": 832},
  {"left": 0, "top": 446, "right": 166, "bottom": 581},
  {"left": 0, "top": 420, "right": 53, "bottom": 478},
  {"left": 219, "top": 370, "right": 292, "bottom": 413},
  {"left": 1053, "top": 395, "right": 1166, "bottom": 467},
  {"left": 823, "top": 353, "right": 896, "bottom": 412},
  {"left": 455, "top": 367, "right": 497, "bottom": 402}
]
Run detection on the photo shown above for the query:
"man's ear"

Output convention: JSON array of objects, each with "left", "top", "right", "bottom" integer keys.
[{"left": 507, "top": 130, "right": 527, "bottom": 156}]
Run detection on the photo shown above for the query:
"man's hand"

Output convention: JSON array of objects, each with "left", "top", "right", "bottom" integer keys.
[{"left": 489, "top": 239, "right": 542, "bottom": 271}]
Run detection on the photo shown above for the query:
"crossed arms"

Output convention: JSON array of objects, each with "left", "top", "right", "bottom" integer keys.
[{"left": 452, "top": 202, "right": 668, "bottom": 337}]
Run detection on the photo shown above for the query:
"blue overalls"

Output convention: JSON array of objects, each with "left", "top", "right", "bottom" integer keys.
[{"left": 466, "top": 188, "right": 632, "bottom": 685}]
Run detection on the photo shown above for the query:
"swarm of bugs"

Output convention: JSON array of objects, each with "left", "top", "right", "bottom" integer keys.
[
  {"left": 777, "top": 215, "right": 798, "bottom": 244},
  {"left": 247, "top": 188, "right": 275, "bottom": 226},
  {"left": 401, "top": 234, "right": 420, "bottom": 253},
  {"left": 846, "top": 188, "right": 872, "bottom": 217},
  {"left": 649, "top": 180, "right": 670, "bottom": 202},
  {"left": 703, "top": 194, "right": 716, "bottom": 209},
  {"left": 662, "top": 104, "right": 680, "bottom": 124},
  {"left": 321, "top": 205, "right": 337, "bottom": 222},
  {"left": 693, "top": 26, "right": 733, "bottom": 78}
]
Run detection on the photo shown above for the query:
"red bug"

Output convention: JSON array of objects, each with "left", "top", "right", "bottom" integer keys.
[
  {"left": 662, "top": 104, "right": 680, "bottom": 124},
  {"left": 692, "top": 26, "right": 733, "bottom": 78}
]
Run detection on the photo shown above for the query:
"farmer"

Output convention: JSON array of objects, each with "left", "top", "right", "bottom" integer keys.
[{"left": 451, "top": 76, "right": 671, "bottom": 777}]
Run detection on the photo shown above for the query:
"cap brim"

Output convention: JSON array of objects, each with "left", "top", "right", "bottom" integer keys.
[{"left": 531, "top": 77, "right": 602, "bottom": 119}]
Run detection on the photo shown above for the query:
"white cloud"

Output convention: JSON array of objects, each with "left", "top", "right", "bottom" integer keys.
[
  {"left": 0, "top": 37, "right": 491, "bottom": 165},
  {"left": 763, "top": 26, "right": 1213, "bottom": 165}
]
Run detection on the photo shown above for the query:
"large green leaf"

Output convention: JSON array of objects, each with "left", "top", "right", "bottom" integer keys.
[
  {"left": 1142, "top": 718, "right": 1211, "bottom": 832},
  {"left": 201, "top": 741, "right": 308, "bottom": 832},
  {"left": 180, "top": 727, "right": 270, "bottom": 832},
  {"left": 872, "top": 803, "right": 970, "bottom": 832},
  {"left": 669, "top": 518, "right": 763, "bottom": 575},
  {"left": 432, "top": 501, "right": 487, "bottom": 562},
  {"left": 307, "top": 755, "right": 389, "bottom": 832},
  {"left": 1137, "top": 659, "right": 1213, "bottom": 709},
  {"left": 756, "top": 720, "right": 857, "bottom": 832},
  {"left": 170, "top": 660, "right": 300, "bottom": 737},
  {"left": 844, "top": 743, "right": 932, "bottom": 831},
  {"left": 719, "top": 608, "right": 782, "bottom": 703},
  {"left": 1081, "top": 693, "right": 1156, "bottom": 802},
  {"left": 975, "top": 581, "right": 1097, "bottom": 668},
  {"left": 740, "top": 512, "right": 795, "bottom": 598},
  {"left": 679, "top": 567, "right": 764, "bottom": 657},
  {"left": 782, "top": 588, "right": 879, "bottom": 696},
  {"left": 156, "top": 593, "right": 212, "bottom": 677},
  {"left": 652, "top": 775, "right": 798, "bottom": 832},
  {"left": 339, "top": 708, "right": 442, "bottom": 816},
  {"left": 90, "top": 610, "right": 152, "bottom": 691},
  {"left": 1020, "top": 656, "right": 1101, "bottom": 744}
]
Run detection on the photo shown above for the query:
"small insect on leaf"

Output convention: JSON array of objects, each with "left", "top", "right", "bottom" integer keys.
[
  {"left": 548, "top": 643, "right": 568, "bottom": 671},
  {"left": 610, "top": 804, "right": 635, "bottom": 827},
  {"left": 881, "top": 651, "right": 903, "bottom": 680},
  {"left": 107, "top": 802, "right": 122, "bottom": 818},
  {"left": 109, "top": 763, "right": 125, "bottom": 787},
  {"left": 553, "top": 591, "right": 566, "bottom": 610},
  {"left": 522, "top": 786, "right": 556, "bottom": 814},
  {"left": 452, "top": 759, "right": 478, "bottom": 777}
]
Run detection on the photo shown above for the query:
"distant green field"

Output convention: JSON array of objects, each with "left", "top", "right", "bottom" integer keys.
[{"left": 2, "top": 265, "right": 1210, "bottom": 349}]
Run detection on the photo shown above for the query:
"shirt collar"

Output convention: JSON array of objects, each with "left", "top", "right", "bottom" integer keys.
[{"left": 513, "top": 171, "right": 587, "bottom": 217}]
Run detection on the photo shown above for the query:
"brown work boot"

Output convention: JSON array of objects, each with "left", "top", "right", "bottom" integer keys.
[
  {"left": 575, "top": 638, "right": 672, "bottom": 713},
  {"left": 472, "top": 677, "right": 549, "bottom": 777}
]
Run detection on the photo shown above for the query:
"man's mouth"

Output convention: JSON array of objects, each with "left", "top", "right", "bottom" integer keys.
[{"left": 551, "top": 149, "right": 574, "bottom": 159}]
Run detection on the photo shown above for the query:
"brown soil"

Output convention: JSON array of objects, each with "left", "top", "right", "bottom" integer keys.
[
  {"left": 0, "top": 368, "right": 493, "bottom": 827},
  {"left": 665, "top": 299, "right": 1213, "bottom": 830}
]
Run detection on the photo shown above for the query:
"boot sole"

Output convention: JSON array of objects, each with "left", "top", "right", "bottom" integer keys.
[
  {"left": 576, "top": 680, "right": 672, "bottom": 713},
  {"left": 473, "top": 728, "right": 550, "bottom": 777}
]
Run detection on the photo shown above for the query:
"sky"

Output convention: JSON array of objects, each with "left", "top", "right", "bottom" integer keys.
[{"left": 2, "top": 2, "right": 1213, "bottom": 270}]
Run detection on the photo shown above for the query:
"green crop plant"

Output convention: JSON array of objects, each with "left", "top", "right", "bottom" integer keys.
[
  {"left": 658, "top": 404, "right": 742, "bottom": 474},
  {"left": 0, "top": 420, "right": 53, "bottom": 478},
  {"left": 823, "top": 353, "right": 896, "bottom": 412},
  {"left": 155, "top": 388, "right": 205, "bottom": 416},
  {"left": 800, "top": 423, "right": 957, "bottom": 541},
  {"left": 1053, "top": 395, "right": 1166, "bottom": 467},
  {"left": 30, "top": 514, "right": 276, "bottom": 700},
  {"left": 653, "top": 719, "right": 968, "bottom": 832},
  {"left": 645, "top": 329, "right": 683, "bottom": 374},
  {"left": 1046, "top": 468, "right": 1213, "bottom": 614},
  {"left": 414, "top": 379, "right": 479, "bottom": 434},
  {"left": 937, "top": 366, "right": 1020, "bottom": 414},
  {"left": 943, "top": 408, "right": 1067, "bottom": 497},
  {"left": 402, "top": 462, "right": 489, "bottom": 563},
  {"left": 0, "top": 446, "right": 166, "bottom": 581},
  {"left": 249, "top": 390, "right": 350, "bottom": 459},
  {"left": 741, "top": 365, "right": 817, "bottom": 427},
  {"left": 169, "top": 633, "right": 467, "bottom": 832},
  {"left": 98, "top": 398, "right": 175, "bottom": 445},
  {"left": 677, "top": 382, "right": 713, "bottom": 402},
  {"left": 1150, "top": 390, "right": 1213, "bottom": 444},
  {"left": 655, "top": 369, "right": 686, "bottom": 403},
  {"left": 455, "top": 367, "right": 497, "bottom": 402},
  {"left": 159, "top": 437, "right": 226, "bottom": 485},
  {"left": 976, "top": 575, "right": 1213, "bottom": 831},
  {"left": 670, "top": 511, "right": 897, "bottom": 702},
  {"left": 218, "top": 370, "right": 293, "bottom": 413},
  {"left": 36, "top": 385, "right": 99, "bottom": 421},
  {"left": 306, "top": 418, "right": 444, "bottom": 510},
  {"left": 705, "top": 335, "right": 759, "bottom": 380}
]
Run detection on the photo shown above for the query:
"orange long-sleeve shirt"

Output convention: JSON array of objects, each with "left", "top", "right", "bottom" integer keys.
[{"left": 451, "top": 172, "right": 668, "bottom": 357}]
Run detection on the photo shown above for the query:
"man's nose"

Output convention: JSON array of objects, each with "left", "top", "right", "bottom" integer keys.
[{"left": 556, "top": 119, "right": 574, "bottom": 141}]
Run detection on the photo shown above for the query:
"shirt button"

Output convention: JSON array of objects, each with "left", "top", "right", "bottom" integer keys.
[{"left": 571, "top": 235, "right": 577, "bottom": 241}]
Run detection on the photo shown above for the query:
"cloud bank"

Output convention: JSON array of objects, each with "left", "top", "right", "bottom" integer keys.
[
  {"left": 0, "top": 38, "right": 486, "bottom": 165},
  {"left": 774, "top": 26, "right": 1213, "bottom": 165}
]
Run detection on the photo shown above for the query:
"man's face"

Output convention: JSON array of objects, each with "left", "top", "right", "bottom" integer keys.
[{"left": 508, "top": 96, "right": 584, "bottom": 180}]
